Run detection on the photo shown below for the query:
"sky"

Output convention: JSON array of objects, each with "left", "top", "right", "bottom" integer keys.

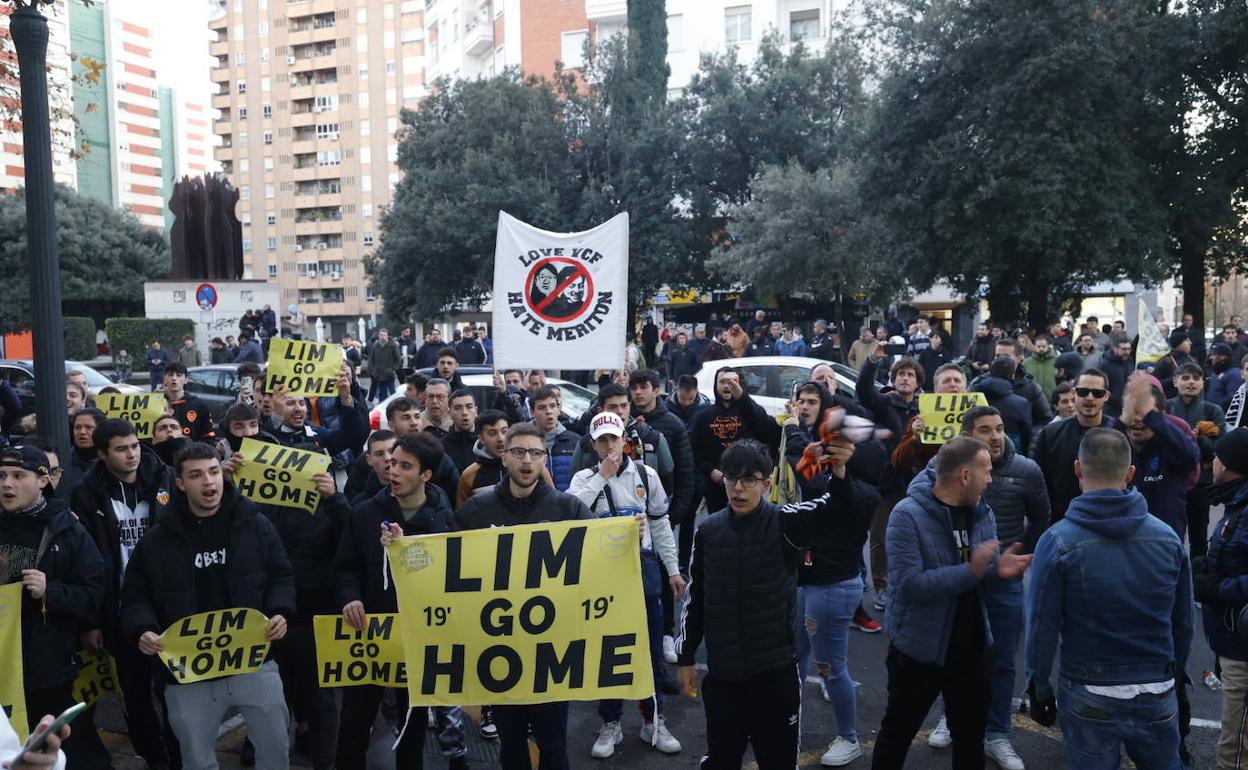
[{"left": 111, "top": 0, "right": 215, "bottom": 110}]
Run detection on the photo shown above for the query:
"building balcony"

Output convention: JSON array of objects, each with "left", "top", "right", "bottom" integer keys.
[
  {"left": 211, "top": 92, "right": 232, "bottom": 109},
  {"left": 585, "top": 0, "right": 627, "bottom": 23},
  {"left": 294, "top": 191, "right": 343, "bottom": 208},
  {"left": 294, "top": 219, "right": 344, "bottom": 236},
  {"left": 292, "top": 165, "right": 321, "bottom": 182},
  {"left": 213, "top": 145, "right": 234, "bottom": 162},
  {"left": 210, "top": 67, "right": 230, "bottom": 84},
  {"left": 291, "top": 138, "right": 319, "bottom": 155},
  {"left": 210, "top": 39, "right": 229, "bottom": 57},
  {"left": 290, "top": 110, "right": 316, "bottom": 127},
  {"left": 464, "top": 16, "right": 493, "bottom": 55},
  {"left": 288, "top": 84, "right": 315, "bottom": 101}
]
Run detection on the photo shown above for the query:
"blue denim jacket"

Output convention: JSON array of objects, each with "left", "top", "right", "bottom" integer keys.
[
  {"left": 884, "top": 469, "right": 997, "bottom": 665},
  {"left": 1026, "top": 487, "right": 1194, "bottom": 699}
]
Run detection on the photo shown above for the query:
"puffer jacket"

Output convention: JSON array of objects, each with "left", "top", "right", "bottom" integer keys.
[
  {"left": 678, "top": 473, "right": 874, "bottom": 681},
  {"left": 541, "top": 424, "right": 580, "bottom": 491},
  {"left": 884, "top": 469, "right": 997, "bottom": 665}
]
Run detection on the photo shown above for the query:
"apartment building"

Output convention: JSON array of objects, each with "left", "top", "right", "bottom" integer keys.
[
  {"left": 210, "top": 0, "right": 428, "bottom": 329},
  {"left": 423, "top": 0, "right": 590, "bottom": 82}
]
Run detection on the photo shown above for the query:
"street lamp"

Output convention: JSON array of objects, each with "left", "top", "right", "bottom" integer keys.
[{"left": 8, "top": 0, "right": 71, "bottom": 479}]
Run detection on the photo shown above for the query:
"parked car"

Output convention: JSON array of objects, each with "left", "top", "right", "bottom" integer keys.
[
  {"left": 0, "top": 359, "right": 144, "bottom": 413},
  {"left": 185, "top": 365, "right": 262, "bottom": 421},
  {"left": 369, "top": 373, "right": 594, "bottom": 430},
  {"left": 693, "top": 356, "right": 881, "bottom": 417}
]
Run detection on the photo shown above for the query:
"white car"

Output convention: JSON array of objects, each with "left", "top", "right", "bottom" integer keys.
[
  {"left": 694, "top": 356, "right": 876, "bottom": 417},
  {"left": 369, "top": 374, "right": 595, "bottom": 430}
]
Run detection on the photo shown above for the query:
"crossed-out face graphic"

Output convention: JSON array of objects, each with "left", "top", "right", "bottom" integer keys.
[{"left": 526, "top": 257, "right": 596, "bottom": 324}]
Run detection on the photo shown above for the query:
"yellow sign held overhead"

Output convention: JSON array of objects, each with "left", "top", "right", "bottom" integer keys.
[
  {"left": 313, "top": 614, "right": 407, "bottom": 688},
  {"left": 233, "top": 437, "right": 331, "bottom": 514},
  {"left": 97, "top": 393, "right": 169, "bottom": 439},
  {"left": 266, "top": 338, "right": 344, "bottom": 398},
  {"left": 388, "top": 518, "right": 652, "bottom": 706},
  {"left": 918, "top": 392, "right": 988, "bottom": 445},
  {"left": 158, "top": 608, "right": 270, "bottom": 684}
]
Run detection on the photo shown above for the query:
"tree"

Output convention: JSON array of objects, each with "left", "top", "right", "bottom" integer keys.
[
  {"left": 860, "top": 0, "right": 1176, "bottom": 328},
  {"left": 0, "top": 184, "right": 169, "bottom": 330}
]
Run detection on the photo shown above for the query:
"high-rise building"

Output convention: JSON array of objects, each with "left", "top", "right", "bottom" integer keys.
[
  {"left": 0, "top": 1, "right": 79, "bottom": 193},
  {"left": 210, "top": 0, "right": 430, "bottom": 330},
  {"left": 423, "top": 0, "right": 590, "bottom": 82},
  {"left": 69, "top": 0, "right": 166, "bottom": 227}
]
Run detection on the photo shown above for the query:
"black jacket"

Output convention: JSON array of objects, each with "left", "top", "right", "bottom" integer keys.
[
  {"left": 1100, "top": 350, "right": 1132, "bottom": 417},
  {"left": 0, "top": 498, "right": 105, "bottom": 690},
  {"left": 1011, "top": 369, "right": 1052, "bottom": 426},
  {"left": 414, "top": 342, "right": 444, "bottom": 370},
  {"left": 807, "top": 333, "right": 838, "bottom": 362},
  {"left": 334, "top": 485, "right": 456, "bottom": 613},
  {"left": 71, "top": 446, "right": 176, "bottom": 648},
  {"left": 665, "top": 392, "right": 710, "bottom": 427},
  {"left": 637, "top": 402, "right": 695, "bottom": 521},
  {"left": 120, "top": 485, "right": 296, "bottom": 664},
  {"left": 677, "top": 474, "right": 874, "bottom": 681},
  {"left": 854, "top": 357, "right": 920, "bottom": 493},
  {"left": 456, "top": 478, "right": 592, "bottom": 530},
  {"left": 441, "top": 429, "right": 478, "bottom": 473},
  {"left": 972, "top": 375, "right": 1035, "bottom": 455},
  {"left": 260, "top": 492, "right": 351, "bottom": 619},
  {"left": 666, "top": 344, "right": 701, "bottom": 380},
  {"left": 689, "top": 388, "right": 781, "bottom": 488},
  {"left": 1029, "top": 414, "right": 1124, "bottom": 523},
  {"left": 966, "top": 336, "right": 996, "bottom": 370},
  {"left": 345, "top": 451, "right": 461, "bottom": 510}
]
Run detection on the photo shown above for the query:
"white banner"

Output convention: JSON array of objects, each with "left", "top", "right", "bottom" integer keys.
[
  {"left": 491, "top": 211, "right": 629, "bottom": 370},
  {"left": 1136, "top": 296, "right": 1171, "bottom": 363}
]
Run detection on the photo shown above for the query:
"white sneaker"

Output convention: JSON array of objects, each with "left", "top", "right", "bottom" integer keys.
[
  {"left": 663, "top": 635, "right": 678, "bottom": 664},
  {"left": 591, "top": 721, "right": 623, "bottom": 759},
  {"left": 820, "top": 737, "right": 861, "bottom": 766},
  {"left": 927, "top": 716, "right": 951, "bottom": 748},
  {"left": 984, "top": 738, "right": 1025, "bottom": 770},
  {"left": 640, "top": 716, "right": 681, "bottom": 754}
]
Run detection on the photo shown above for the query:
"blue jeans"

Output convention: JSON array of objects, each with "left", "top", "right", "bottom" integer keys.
[
  {"left": 795, "top": 577, "right": 863, "bottom": 741},
  {"left": 1057, "top": 678, "right": 1181, "bottom": 770},
  {"left": 984, "top": 577, "right": 1024, "bottom": 739}
]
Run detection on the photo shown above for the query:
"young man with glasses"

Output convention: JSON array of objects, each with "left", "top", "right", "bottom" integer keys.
[
  {"left": 677, "top": 437, "right": 878, "bottom": 770},
  {"left": 455, "top": 423, "right": 593, "bottom": 770},
  {"left": 1029, "top": 368, "right": 1123, "bottom": 522}
]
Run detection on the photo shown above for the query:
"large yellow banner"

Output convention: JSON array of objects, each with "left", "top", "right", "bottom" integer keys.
[
  {"left": 0, "top": 584, "right": 28, "bottom": 739},
  {"left": 313, "top": 614, "right": 407, "bottom": 688},
  {"left": 97, "top": 393, "right": 169, "bottom": 439},
  {"left": 73, "top": 648, "right": 121, "bottom": 708},
  {"left": 233, "top": 437, "right": 331, "bottom": 514},
  {"left": 158, "top": 608, "right": 271, "bottom": 684},
  {"left": 918, "top": 392, "right": 988, "bottom": 444},
  {"left": 266, "top": 338, "right": 344, "bottom": 398},
  {"left": 388, "top": 518, "right": 652, "bottom": 706}
]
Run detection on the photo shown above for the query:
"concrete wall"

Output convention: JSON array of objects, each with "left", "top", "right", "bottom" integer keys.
[{"left": 144, "top": 280, "right": 281, "bottom": 360}]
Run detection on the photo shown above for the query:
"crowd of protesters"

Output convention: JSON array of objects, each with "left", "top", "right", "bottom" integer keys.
[{"left": 2, "top": 305, "right": 1248, "bottom": 770}]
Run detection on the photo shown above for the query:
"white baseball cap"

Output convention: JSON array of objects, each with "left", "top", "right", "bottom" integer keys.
[{"left": 590, "top": 412, "right": 625, "bottom": 440}]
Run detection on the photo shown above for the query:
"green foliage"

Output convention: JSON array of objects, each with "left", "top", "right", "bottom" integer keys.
[
  {"left": 104, "top": 318, "right": 194, "bottom": 370},
  {"left": 0, "top": 184, "right": 169, "bottom": 331},
  {"left": 63, "top": 316, "right": 97, "bottom": 361}
]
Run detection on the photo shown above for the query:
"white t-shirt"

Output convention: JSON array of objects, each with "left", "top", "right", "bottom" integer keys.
[
  {"left": 113, "top": 497, "right": 152, "bottom": 586},
  {"left": 1, "top": 709, "right": 65, "bottom": 770}
]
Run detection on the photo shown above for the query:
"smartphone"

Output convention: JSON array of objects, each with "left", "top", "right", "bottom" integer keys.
[
  {"left": 10, "top": 702, "right": 86, "bottom": 767},
  {"left": 790, "top": 381, "right": 800, "bottom": 401}
]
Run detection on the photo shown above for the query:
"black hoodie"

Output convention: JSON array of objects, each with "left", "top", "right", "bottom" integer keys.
[
  {"left": 0, "top": 497, "right": 106, "bottom": 689},
  {"left": 71, "top": 446, "right": 177, "bottom": 649}
]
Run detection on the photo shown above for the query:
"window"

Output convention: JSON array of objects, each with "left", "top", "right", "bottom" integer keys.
[
  {"left": 358, "top": 62, "right": 369, "bottom": 80},
  {"left": 258, "top": 20, "right": 269, "bottom": 38},
  {"left": 239, "top": 132, "right": 249, "bottom": 148},
  {"left": 360, "top": 146, "right": 371, "bottom": 164},
  {"left": 268, "top": 263, "right": 278, "bottom": 278},
  {"left": 323, "top": 288, "right": 344, "bottom": 303},
  {"left": 401, "top": 28, "right": 421, "bottom": 45},
  {"left": 365, "top": 286, "right": 376, "bottom": 302},
  {"left": 267, "top": 212, "right": 276, "bottom": 225},
  {"left": 561, "top": 30, "right": 588, "bottom": 69},
  {"left": 237, "top": 79, "right": 247, "bottom": 94},
  {"left": 363, "top": 231, "right": 374, "bottom": 246},
  {"left": 359, "top": 119, "right": 370, "bottom": 136},
  {"left": 385, "top": 60, "right": 396, "bottom": 75},
  {"left": 362, "top": 203, "right": 374, "bottom": 219},
  {"left": 240, "top": 211, "right": 252, "bottom": 224},
  {"left": 725, "top": 5, "right": 752, "bottom": 44},
  {"left": 267, "top": 236, "right": 277, "bottom": 251},
  {"left": 314, "top": 95, "right": 337, "bottom": 112},
  {"left": 357, "top": 34, "right": 369, "bottom": 52},
  {"left": 297, "top": 262, "right": 319, "bottom": 277},
  {"left": 385, "top": 88, "right": 396, "bottom": 105},
  {"left": 383, "top": 30, "right": 395, "bottom": 48},
  {"left": 234, "top": 51, "right": 246, "bottom": 66},
  {"left": 358, "top": 92, "right": 369, "bottom": 109},
  {"left": 315, "top": 122, "right": 340, "bottom": 138},
  {"left": 789, "top": 9, "right": 820, "bottom": 42},
  {"left": 261, "top": 76, "right": 271, "bottom": 92},
  {"left": 262, "top": 104, "right": 272, "bottom": 118},
  {"left": 387, "top": 116, "right": 398, "bottom": 134},
  {"left": 265, "top": 184, "right": 275, "bottom": 199},
  {"left": 243, "top": 237, "right": 253, "bottom": 250},
  {"left": 240, "top": 158, "right": 250, "bottom": 174},
  {"left": 383, "top": 4, "right": 394, "bottom": 19},
  {"left": 233, "top": 24, "right": 244, "bottom": 40},
  {"left": 240, "top": 186, "right": 251, "bottom": 200},
  {"left": 388, "top": 171, "right": 399, "bottom": 189},
  {"left": 264, "top": 156, "right": 274, "bottom": 171},
  {"left": 263, "top": 131, "right": 273, "bottom": 145},
  {"left": 260, "top": 47, "right": 270, "bottom": 62},
  {"left": 361, "top": 175, "right": 372, "bottom": 192},
  {"left": 387, "top": 144, "right": 397, "bottom": 162},
  {"left": 238, "top": 106, "right": 248, "bottom": 119},
  {"left": 316, "top": 150, "right": 341, "bottom": 166},
  {"left": 356, "top": 7, "right": 367, "bottom": 23},
  {"left": 667, "top": 15, "right": 684, "bottom": 52}
]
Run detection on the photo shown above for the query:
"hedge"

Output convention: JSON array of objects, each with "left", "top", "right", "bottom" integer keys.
[
  {"left": 105, "top": 318, "right": 196, "bottom": 371},
  {"left": 64, "top": 317, "right": 97, "bottom": 362}
]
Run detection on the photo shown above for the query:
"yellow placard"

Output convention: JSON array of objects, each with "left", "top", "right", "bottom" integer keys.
[
  {"left": 97, "top": 393, "right": 169, "bottom": 439},
  {"left": 234, "top": 437, "right": 331, "bottom": 514},
  {"left": 72, "top": 648, "right": 121, "bottom": 707},
  {"left": 918, "top": 392, "right": 989, "bottom": 444},
  {"left": 158, "top": 608, "right": 270, "bottom": 684},
  {"left": 265, "top": 338, "right": 345, "bottom": 398},
  {"left": 0, "top": 584, "right": 28, "bottom": 740},
  {"left": 389, "top": 518, "right": 652, "bottom": 706},
  {"left": 313, "top": 614, "right": 406, "bottom": 688}
]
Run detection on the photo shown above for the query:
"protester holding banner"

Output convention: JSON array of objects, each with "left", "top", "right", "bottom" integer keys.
[
  {"left": 267, "top": 362, "right": 368, "bottom": 459},
  {"left": 339, "top": 432, "right": 467, "bottom": 770},
  {"left": 890, "top": 363, "right": 968, "bottom": 483},
  {"left": 121, "top": 443, "right": 295, "bottom": 770},
  {"left": 70, "top": 418, "right": 180, "bottom": 769},
  {"left": 160, "top": 362, "right": 215, "bottom": 441},
  {"left": 0, "top": 444, "right": 110, "bottom": 769},
  {"left": 677, "top": 437, "right": 876, "bottom": 770},
  {"left": 569, "top": 411, "right": 684, "bottom": 758},
  {"left": 455, "top": 423, "right": 593, "bottom": 770}
]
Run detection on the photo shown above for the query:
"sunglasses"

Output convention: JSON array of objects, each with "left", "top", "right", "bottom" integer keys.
[{"left": 1075, "top": 387, "right": 1107, "bottom": 399}]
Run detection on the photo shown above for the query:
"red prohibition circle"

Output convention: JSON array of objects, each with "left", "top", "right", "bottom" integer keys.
[{"left": 524, "top": 257, "right": 596, "bottom": 324}]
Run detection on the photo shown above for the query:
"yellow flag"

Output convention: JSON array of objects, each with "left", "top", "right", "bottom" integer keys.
[
  {"left": 918, "top": 392, "right": 988, "bottom": 444},
  {"left": 389, "top": 518, "right": 653, "bottom": 706},
  {"left": 313, "top": 614, "right": 406, "bottom": 688},
  {"left": 0, "top": 584, "right": 28, "bottom": 739},
  {"left": 265, "top": 338, "right": 344, "bottom": 398},
  {"left": 233, "top": 437, "right": 331, "bottom": 514},
  {"left": 97, "top": 393, "right": 169, "bottom": 439},
  {"left": 1136, "top": 297, "right": 1172, "bottom": 363},
  {"left": 158, "top": 608, "right": 270, "bottom": 684}
]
